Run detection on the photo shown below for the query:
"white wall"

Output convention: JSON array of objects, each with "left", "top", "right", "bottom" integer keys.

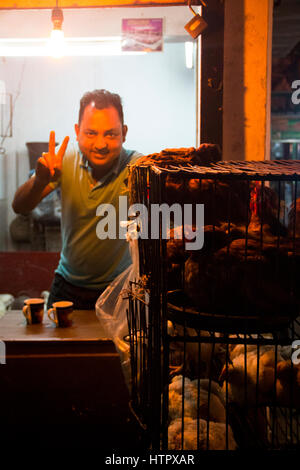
[
  {"left": 2, "top": 45, "right": 195, "bottom": 155},
  {"left": 0, "top": 7, "right": 196, "bottom": 249},
  {"left": 0, "top": 6, "right": 195, "bottom": 39}
]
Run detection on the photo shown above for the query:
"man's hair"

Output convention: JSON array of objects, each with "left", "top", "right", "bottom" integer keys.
[{"left": 78, "top": 89, "right": 124, "bottom": 126}]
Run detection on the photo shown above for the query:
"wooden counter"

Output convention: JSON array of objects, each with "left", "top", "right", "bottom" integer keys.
[
  {"left": 0, "top": 310, "right": 143, "bottom": 450},
  {"left": 0, "top": 309, "right": 113, "bottom": 341}
]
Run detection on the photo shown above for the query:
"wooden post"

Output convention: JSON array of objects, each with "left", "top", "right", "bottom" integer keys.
[
  {"left": 200, "top": 0, "right": 224, "bottom": 149},
  {"left": 223, "top": 0, "right": 273, "bottom": 161}
]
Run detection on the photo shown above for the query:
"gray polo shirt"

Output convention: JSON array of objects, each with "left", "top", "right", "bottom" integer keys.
[{"left": 53, "top": 143, "right": 141, "bottom": 289}]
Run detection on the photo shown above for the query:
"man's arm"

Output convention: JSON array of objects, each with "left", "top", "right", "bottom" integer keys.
[
  {"left": 12, "top": 131, "right": 69, "bottom": 215},
  {"left": 12, "top": 176, "right": 54, "bottom": 214}
]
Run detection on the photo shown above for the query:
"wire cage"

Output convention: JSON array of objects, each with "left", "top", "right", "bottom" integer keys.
[{"left": 126, "top": 155, "right": 300, "bottom": 451}]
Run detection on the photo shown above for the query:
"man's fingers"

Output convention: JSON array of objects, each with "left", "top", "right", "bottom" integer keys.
[
  {"left": 48, "top": 130, "right": 56, "bottom": 156},
  {"left": 42, "top": 152, "right": 54, "bottom": 175},
  {"left": 38, "top": 155, "right": 48, "bottom": 168},
  {"left": 43, "top": 133, "right": 69, "bottom": 176},
  {"left": 35, "top": 156, "right": 52, "bottom": 185},
  {"left": 56, "top": 135, "right": 69, "bottom": 161}
]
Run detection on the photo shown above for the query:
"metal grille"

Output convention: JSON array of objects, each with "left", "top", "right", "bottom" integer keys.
[{"left": 127, "top": 159, "right": 300, "bottom": 450}]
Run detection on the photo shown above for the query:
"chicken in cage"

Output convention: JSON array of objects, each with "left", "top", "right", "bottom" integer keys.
[
  {"left": 127, "top": 289, "right": 300, "bottom": 450},
  {"left": 163, "top": 323, "right": 300, "bottom": 450},
  {"left": 126, "top": 150, "right": 300, "bottom": 451}
]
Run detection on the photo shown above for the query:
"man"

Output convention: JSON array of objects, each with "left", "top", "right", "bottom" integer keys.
[{"left": 12, "top": 89, "right": 142, "bottom": 309}]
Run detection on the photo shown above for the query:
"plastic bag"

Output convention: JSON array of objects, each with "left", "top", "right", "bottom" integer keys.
[{"left": 95, "top": 237, "right": 140, "bottom": 390}]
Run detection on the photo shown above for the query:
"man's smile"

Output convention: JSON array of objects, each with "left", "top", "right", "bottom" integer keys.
[{"left": 91, "top": 150, "right": 110, "bottom": 157}]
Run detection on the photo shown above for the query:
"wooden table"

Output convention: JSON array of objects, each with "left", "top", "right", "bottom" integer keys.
[
  {"left": 0, "top": 310, "right": 142, "bottom": 450},
  {"left": 0, "top": 309, "right": 113, "bottom": 342}
]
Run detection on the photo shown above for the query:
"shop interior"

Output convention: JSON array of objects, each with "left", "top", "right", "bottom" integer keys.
[{"left": 0, "top": 0, "right": 300, "bottom": 453}]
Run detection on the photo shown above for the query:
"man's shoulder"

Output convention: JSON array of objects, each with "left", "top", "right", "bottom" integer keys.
[
  {"left": 60, "top": 143, "right": 82, "bottom": 177},
  {"left": 129, "top": 150, "right": 143, "bottom": 163},
  {"left": 121, "top": 148, "right": 143, "bottom": 167},
  {"left": 62, "top": 143, "right": 79, "bottom": 164}
]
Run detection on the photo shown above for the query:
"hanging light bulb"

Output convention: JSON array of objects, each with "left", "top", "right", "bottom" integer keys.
[{"left": 47, "top": 5, "right": 66, "bottom": 58}]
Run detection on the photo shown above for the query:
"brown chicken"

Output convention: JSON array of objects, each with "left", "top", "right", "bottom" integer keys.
[
  {"left": 276, "top": 360, "right": 300, "bottom": 408},
  {"left": 184, "top": 235, "right": 300, "bottom": 318},
  {"left": 249, "top": 182, "right": 287, "bottom": 236}
]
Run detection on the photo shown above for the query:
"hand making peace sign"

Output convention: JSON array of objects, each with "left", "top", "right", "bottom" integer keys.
[{"left": 36, "top": 130, "right": 69, "bottom": 186}]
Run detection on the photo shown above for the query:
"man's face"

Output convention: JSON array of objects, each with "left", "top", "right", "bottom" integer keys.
[{"left": 75, "top": 104, "right": 127, "bottom": 173}]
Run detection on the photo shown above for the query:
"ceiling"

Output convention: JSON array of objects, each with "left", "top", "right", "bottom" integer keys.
[
  {"left": 1, "top": 0, "right": 295, "bottom": 58},
  {"left": 273, "top": 0, "right": 300, "bottom": 57}
]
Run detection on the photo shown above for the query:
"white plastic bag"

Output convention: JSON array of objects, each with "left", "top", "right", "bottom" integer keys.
[{"left": 95, "top": 237, "right": 140, "bottom": 390}]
